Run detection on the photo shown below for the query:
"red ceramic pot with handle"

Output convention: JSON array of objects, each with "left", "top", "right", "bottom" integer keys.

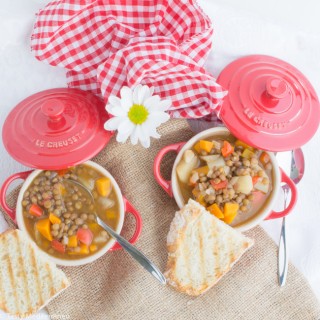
[
  {"left": 154, "top": 127, "right": 297, "bottom": 232},
  {"left": 0, "top": 88, "right": 142, "bottom": 266},
  {"left": 0, "top": 161, "right": 142, "bottom": 266}
]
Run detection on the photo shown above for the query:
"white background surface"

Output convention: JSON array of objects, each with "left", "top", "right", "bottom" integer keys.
[{"left": 0, "top": 0, "right": 320, "bottom": 319}]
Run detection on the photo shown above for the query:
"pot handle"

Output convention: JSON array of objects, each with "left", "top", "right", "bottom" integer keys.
[
  {"left": 0, "top": 170, "right": 33, "bottom": 223},
  {"left": 265, "top": 168, "right": 297, "bottom": 220},
  {"left": 109, "top": 197, "right": 142, "bottom": 251},
  {"left": 153, "top": 142, "right": 186, "bottom": 197}
]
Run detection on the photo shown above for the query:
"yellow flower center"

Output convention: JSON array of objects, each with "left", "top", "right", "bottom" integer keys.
[{"left": 128, "top": 104, "right": 149, "bottom": 125}]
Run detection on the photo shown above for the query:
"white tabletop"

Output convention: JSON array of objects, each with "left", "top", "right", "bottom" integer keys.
[{"left": 0, "top": 0, "right": 320, "bottom": 318}]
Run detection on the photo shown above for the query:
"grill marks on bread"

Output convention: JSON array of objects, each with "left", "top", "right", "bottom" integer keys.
[
  {"left": 0, "top": 230, "right": 70, "bottom": 318},
  {"left": 165, "top": 200, "right": 254, "bottom": 296}
]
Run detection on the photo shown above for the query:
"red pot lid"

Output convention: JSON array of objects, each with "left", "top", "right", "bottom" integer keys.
[
  {"left": 2, "top": 88, "right": 112, "bottom": 170},
  {"left": 217, "top": 55, "right": 320, "bottom": 151}
]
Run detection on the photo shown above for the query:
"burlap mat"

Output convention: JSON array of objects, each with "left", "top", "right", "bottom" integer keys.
[{"left": 2, "top": 120, "right": 320, "bottom": 320}]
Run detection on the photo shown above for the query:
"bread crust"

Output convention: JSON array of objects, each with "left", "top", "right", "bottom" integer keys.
[
  {"left": 0, "top": 229, "right": 70, "bottom": 318},
  {"left": 165, "top": 200, "right": 253, "bottom": 296}
]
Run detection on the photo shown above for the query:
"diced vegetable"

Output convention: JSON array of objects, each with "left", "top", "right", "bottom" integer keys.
[
  {"left": 242, "top": 148, "right": 255, "bottom": 159},
  {"left": 200, "top": 155, "right": 220, "bottom": 163},
  {"left": 206, "top": 156, "right": 226, "bottom": 170},
  {"left": 254, "top": 182, "right": 269, "bottom": 194},
  {"left": 68, "top": 243, "right": 90, "bottom": 255},
  {"left": 259, "top": 152, "right": 271, "bottom": 166},
  {"left": 88, "top": 222, "right": 102, "bottom": 233},
  {"left": 76, "top": 228, "right": 93, "bottom": 246},
  {"left": 176, "top": 150, "right": 199, "bottom": 183},
  {"left": 192, "top": 166, "right": 209, "bottom": 175},
  {"left": 106, "top": 210, "right": 116, "bottom": 219},
  {"left": 49, "top": 213, "right": 61, "bottom": 224},
  {"left": 234, "top": 175, "right": 253, "bottom": 195},
  {"left": 67, "top": 235, "right": 78, "bottom": 248},
  {"left": 199, "top": 140, "right": 214, "bottom": 153},
  {"left": 57, "top": 169, "right": 69, "bottom": 176},
  {"left": 223, "top": 166, "right": 230, "bottom": 176},
  {"left": 229, "top": 176, "right": 239, "bottom": 186},
  {"left": 79, "top": 243, "right": 89, "bottom": 254},
  {"left": 252, "top": 176, "right": 260, "bottom": 185},
  {"left": 210, "top": 180, "right": 228, "bottom": 190},
  {"left": 211, "top": 140, "right": 221, "bottom": 150},
  {"left": 224, "top": 202, "right": 239, "bottom": 216},
  {"left": 189, "top": 171, "right": 199, "bottom": 186},
  {"left": 200, "top": 155, "right": 223, "bottom": 169},
  {"left": 98, "top": 197, "right": 115, "bottom": 209},
  {"left": 183, "top": 150, "right": 197, "bottom": 163},
  {"left": 95, "top": 177, "right": 112, "bottom": 197},
  {"left": 59, "top": 184, "right": 66, "bottom": 196},
  {"left": 221, "top": 141, "right": 234, "bottom": 157},
  {"left": 29, "top": 204, "right": 43, "bottom": 217},
  {"left": 223, "top": 203, "right": 239, "bottom": 224},
  {"left": 235, "top": 140, "right": 254, "bottom": 151},
  {"left": 51, "top": 240, "right": 66, "bottom": 253},
  {"left": 193, "top": 141, "right": 201, "bottom": 154},
  {"left": 35, "top": 218, "right": 52, "bottom": 241},
  {"left": 78, "top": 177, "right": 95, "bottom": 191},
  {"left": 252, "top": 165, "right": 270, "bottom": 193},
  {"left": 89, "top": 244, "right": 98, "bottom": 252},
  {"left": 207, "top": 203, "right": 224, "bottom": 219},
  {"left": 196, "top": 193, "right": 206, "bottom": 207}
]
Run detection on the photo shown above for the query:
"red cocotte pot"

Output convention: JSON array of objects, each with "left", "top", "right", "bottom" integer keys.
[
  {"left": 154, "top": 55, "right": 320, "bottom": 231},
  {"left": 0, "top": 88, "right": 142, "bottom": 266},
  {"left": 154, "top": 128, "right": 297, "bottom": 232}
]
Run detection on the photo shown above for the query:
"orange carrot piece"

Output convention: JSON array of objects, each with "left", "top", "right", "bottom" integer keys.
[
  {"left": 210, "top": 180, "right": 228, "bottom": 190},
  {"left": 221, "top": 141, "right": 234, "bottom": 157},
  {"left": 252, "top": 176, "right": 260, "bottom": 185},
  {"left": 29, "top": 204, "right": 43, "bottom": 217},
  {"left": 259, "top": 152, "right": 270, "bottom": 166}
]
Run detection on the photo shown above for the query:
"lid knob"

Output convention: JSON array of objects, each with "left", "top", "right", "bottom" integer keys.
[
  {"left": 266, "top": 77, "right": 289, "bottom": 99},
  {"left": 41, "top": 99, "right": 65, "bottom": 121}
]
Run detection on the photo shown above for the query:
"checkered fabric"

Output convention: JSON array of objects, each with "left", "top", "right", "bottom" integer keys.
[{"left": 31, "top": 0, "right": 227, "bottom": 121}]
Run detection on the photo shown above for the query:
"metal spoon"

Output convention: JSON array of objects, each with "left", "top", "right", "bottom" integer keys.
[
  {"left": 278, "top": 148, "right": 305, "bottom": 286},
  {"left": 64, "top": 180, "right": 166, "bottom": 285}
]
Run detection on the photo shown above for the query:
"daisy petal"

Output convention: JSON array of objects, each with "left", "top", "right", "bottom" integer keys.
[
  {"left": 104, "top": 117, "right": 124, "bottom": 131},
  {"left": 116, "top": 128, "right": 132, "bottom": 144},
  {"left": 138, "top": 85, "right": 151, "bottom": 105},
  {"left": 120, "top": 86, "right": 133, "bottom": 111},
  {"left": 108, "top": 96, "right": 122, "bottom": 109},
  {"left": 106, "top": 106, "right": 127, "bottom": 117},
  {"left": 132, "top": 84, "right": 142, "bottom": 104},
  {"left": 158, "top": 99, "right": 172, "bottom": 112},
  {"left": 143, "top": 122, "right": 161, "bottom": 139},
  {"left": 144, "top": 95, "right": 161, "bottom": 111},
  {"left": 117, "top": 118, "right": 135, "bottom": 136},
  {"left": 139, "top": 124, "right": 150, "bottom": 148},
  {"left": 148, "top": 112, "right": 170, "bottom": 126},
  {"left": 130, "top": 126, "right": 140, "bottom": 145}
]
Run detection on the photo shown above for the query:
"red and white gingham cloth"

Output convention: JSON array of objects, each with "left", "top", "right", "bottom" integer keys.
[{"left": 31, "top": 0, "right": 227, "bottom": 121}]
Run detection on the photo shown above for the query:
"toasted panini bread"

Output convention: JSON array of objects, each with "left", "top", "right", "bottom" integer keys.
[
  {"left": 0, "top": 229, "right": 70, "bottom": 318},
  {"left": 165, "top": 199, "right": 254, "bottom": 296}
]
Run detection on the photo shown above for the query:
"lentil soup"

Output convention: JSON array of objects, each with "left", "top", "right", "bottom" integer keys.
[
  {"left": 176, "top": 133, "right": 273, "bottom": 226},
  {"left": 22, "top": 164, "right": 120, "bottom": 259}
]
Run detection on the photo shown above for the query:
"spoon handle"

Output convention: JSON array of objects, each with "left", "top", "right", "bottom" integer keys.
[
  {"left": 278, "top": 189, "right": 289, "bottom": 286},
  {"left": 96, "top": 217, "right": 166, "bottom": 285}
]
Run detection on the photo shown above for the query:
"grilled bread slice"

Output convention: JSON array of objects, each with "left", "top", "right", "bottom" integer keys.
[
  {"left": 165, "top": 199, "right": 254, "bottom": 296},
  {"left": 0, "top": 229, "right": 70, "bottom": 318}
]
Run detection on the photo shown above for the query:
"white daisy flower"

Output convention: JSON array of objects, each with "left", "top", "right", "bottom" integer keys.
[{"left": 104, "top": 85, "right": 171, "bottom": 148}]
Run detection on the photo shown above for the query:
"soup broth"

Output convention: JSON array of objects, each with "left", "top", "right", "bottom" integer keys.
[
  {"left": 176, "top": 133, "right": 273, "bottom": 226},
  {"left": 22, "top": 164, "right": 120, "bottom": 259}
]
